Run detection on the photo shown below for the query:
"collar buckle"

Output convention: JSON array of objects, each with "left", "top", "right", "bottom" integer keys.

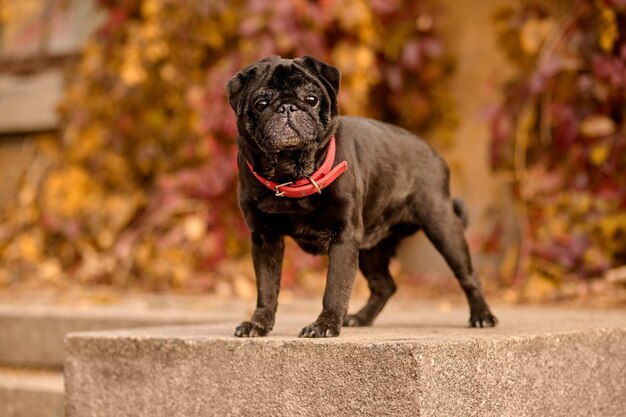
[{"left": 274, "top": 181, "right": 293, "bottom": 197}]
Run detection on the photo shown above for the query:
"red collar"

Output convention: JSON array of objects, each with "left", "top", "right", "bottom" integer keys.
[{"left": 246, "top": 135, "right": 348, "bottom": 198}]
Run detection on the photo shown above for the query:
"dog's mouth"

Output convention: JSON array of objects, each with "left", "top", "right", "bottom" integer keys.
[
  {"left": 277, "top": 136, "right": 303, "bottom": 150},
  {"left": 264, "top": 122, "right": 311, "bottom": 150}
]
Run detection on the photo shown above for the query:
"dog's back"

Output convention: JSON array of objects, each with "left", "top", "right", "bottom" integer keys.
[{"left": 335, "top": 115, "right": 453, "bottom": 246}]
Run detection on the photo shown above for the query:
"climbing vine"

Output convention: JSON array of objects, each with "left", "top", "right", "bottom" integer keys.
[
  {"left": 0, "top": 0, "right": 455, "bottom": 293},
  {"left": 488, "top": 0, "right": 626, "bottom": 292}
]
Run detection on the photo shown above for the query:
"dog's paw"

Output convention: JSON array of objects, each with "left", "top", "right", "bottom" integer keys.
[
  {"left": 342, "top": 314, "right": 371, "bottom": 327},
  {"left": 299, "top": 320, "right": 341, "bottom": 338},
  {"left": 469, "top": 311, "right": 498, "bottom": 328},
  {"left": 234, "top": 321, "right": 269, "bottom": 337}
]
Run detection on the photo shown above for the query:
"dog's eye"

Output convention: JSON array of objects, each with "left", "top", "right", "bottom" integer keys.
[
  {"left": 305, "top": 95, "right": 319, "bottom": 106},
  {"left": 255, "top": 100, "right": 269, "bottom": 112}
]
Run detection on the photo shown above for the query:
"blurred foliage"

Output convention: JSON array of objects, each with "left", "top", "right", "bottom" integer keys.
[
  {"left": 487, "top": 0, "right": 626, "bottom": 294},
  {"left": 0, "top": 0, "right": 455, "bottom": 293}
]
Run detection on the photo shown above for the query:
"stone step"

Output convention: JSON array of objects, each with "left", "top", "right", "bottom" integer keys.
[
  {"left": 64, "top": 306, "right": 626, "bottom": 417},
  {"left": 0, "top": 367, "right": 64, "bottom": 417},
  {"left": 0, "top": 303, "right": 239, "bottom": 368}
]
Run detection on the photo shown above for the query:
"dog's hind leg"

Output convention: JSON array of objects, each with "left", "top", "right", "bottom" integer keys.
[
  {"left": 420, "top": 197, "right": 497, "bottom": 327},
  {"left": 343, "top": 236, "right": 400, "bottom": 327}
]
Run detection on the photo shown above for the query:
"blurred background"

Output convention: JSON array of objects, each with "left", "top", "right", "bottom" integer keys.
[{"left": 0, "top": 0, "right": 625, "bottom": 307}]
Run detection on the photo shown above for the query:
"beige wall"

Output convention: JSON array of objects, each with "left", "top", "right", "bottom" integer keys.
[{"left": 398, "top": 0, "right": 513, "bottom": 278}]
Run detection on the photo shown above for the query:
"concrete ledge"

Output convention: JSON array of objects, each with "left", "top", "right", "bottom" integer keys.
[
  {"left": 65, "top": 306, "right": 626, "bottom": 417},
  {"left": 0, "top": 368, "right": 64, "bottom": 417},
  {"left": 0, "top": 71, "right": 63, "bottom": 132},
  {"left": 0, "top": 305, "right": 237, "bottom": 368}
]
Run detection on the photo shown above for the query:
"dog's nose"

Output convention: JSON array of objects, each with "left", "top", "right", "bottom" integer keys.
[{"left": 277, "top": 103, "right": 298, "bottom": 114}]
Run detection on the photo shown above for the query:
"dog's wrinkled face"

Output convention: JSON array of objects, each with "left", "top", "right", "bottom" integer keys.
[{"left": 226, "top": 56, "right": 340, "bottom": 153}]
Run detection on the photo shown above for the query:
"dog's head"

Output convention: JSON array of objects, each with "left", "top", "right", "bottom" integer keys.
[{"left": 226, "top": 56, "right": 340, "bottom": 153}]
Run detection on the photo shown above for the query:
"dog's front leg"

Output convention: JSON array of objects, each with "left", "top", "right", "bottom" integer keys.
[
  {"left": 299, "top": 239, "right": 358, "bottom": 338},
  {"left": 234, "top": 232, "right": 284, "bottom": 337}
]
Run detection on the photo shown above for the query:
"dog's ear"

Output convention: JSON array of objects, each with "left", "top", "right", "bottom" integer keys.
[
  {"left": 226, "top": 56, "right": 281, "bottom": 114},
  {"left": 225, "top": 72, "right": 247, "bottom": 114},
  {"left": 294, "top": 56, "right": 341, "bottom": 98}
]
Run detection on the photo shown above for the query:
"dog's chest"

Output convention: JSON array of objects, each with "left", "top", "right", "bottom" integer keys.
[
  {"left": 289, "top": 222, "right": 334, "bottom": 254},
  {"left": 250, "top": 196, "right": 337, "bottom": 255}
]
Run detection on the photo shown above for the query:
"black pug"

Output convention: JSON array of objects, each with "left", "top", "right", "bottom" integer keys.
[{"left": 226, "top": 55, "right": 497, "bottom": 338}]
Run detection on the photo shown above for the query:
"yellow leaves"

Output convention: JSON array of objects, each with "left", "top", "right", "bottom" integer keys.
[
  {"left": 491, "top": 2, "right": 626, "bottom": 291},
  {"left": 144, "top": 109, "right": 167, "bottom": 131},
  {"left": 101, "top": 151, "right": 133, "bottom": 186},
  {"left": 215, "top": 258, "right": 256, "bottom": 299},
  {"left": 232, "top": 273, "right": 256, "bottom": 299},
  {"left": 145, "top": 40, "right": 170, "bottom": 62},
  {"left": 275, "top": 33, "right": 293, "bottom": 53},
  {"left": 144, "top": 247, "right": 194, "bottom": 289},
  {"left": 118, "top": 19, "right": 175, "bottom": 84},
  {"left": 522, "top": 271, "right": 559, "bottom": 302},
  {"left": 202, "top": 26, "right": 225, "bottom": 49},
  {"left": 581, "top": 115, "right": 614, "bottom": 165},
  {"left": 66, "top": 126, "right": 105, "bottom": 162},
  {"left": 39, "top": 160, "right": 140, "bottom": 239},
  {"left": 582, "top": 246, "right": 608, "bottom": 271},
  {"left": 15, "top": 232, "right": 42, "bottom": 263},
  {"left": 38, "top": 259, "right": 63, "bottom": 284},
  {"left": 97, "top": 193, "right": 144, "bottom": 239},
  {"left": 142, "top": 22, "right": 169, "bottom": 61},
  {"left": 593, "top": 212, "right": 626, "bottom": 264},
  {"left": 597, "top": 213, "right": 626, "bottom": 240},
  {"left": 333, "top": 0, "right": 376, "bottom": 43},
  {"left": 519, "top": 18, "right": 555, "bottom": 56},
  {"left": 599, "top": 5, "right": 618, "bottom": 52},
  {"left": 355, "top": 45, "right": 376, "bottom": 70},
  {"left": 1, "top": 0, "right": 455, "bottom": 292},
  {"left": 42, "top": 166, "right": 101, "bottom": 218},
  {"left": 543, "top": 216, "right": 568, "bottom": 239},
  {"left": 590, "top": 143, "right": 610, "bottom": 166},
  {"left": 0, "top": 232, "right": 30, "bottom": 267},
  {"left": 332, "top": 43, "right": 379, "bottom": 115},
  {"left": 415, "top": 13, "right": 435, "bottom": 32},
  {"left": 36, "top": 134, "right": 62, "bottom": 159},
  {"left": 78, "top": 40, "right": 106, "bottom": 79},
  {"left": 218, "top": 9, "right": 239, "bottom": 36},
  {"left": 74, "top": 244, "right": 116, "bottom": 284},
  {"left": 141, "top": 0, "right": 161, "bottom": 19},
  {"left": 121, "top": 43, "right": 147, "bottom": 85},
  {"left": 182, "top": 215, "right": 206, "bottom": 242},
  {"left": 499, "top": 246, "right": 519, "bottom": 285},
  {"left": 142, "top": 21, "right": 162, "bottom": 40},
  {"left": 160, "top": 64, "right": 178, "bottom": 82},
  {"left": 579, "top": 115, "right": 615, "bottom": 138},
  {"left": 237, "top": 38, "right": 258, "bottom": 56},
  {"left": 18, "top": 183, "right": 36, "bottom": 207},
  {"left": 568, "top": 192, "right": 592, "bottom": 217}
]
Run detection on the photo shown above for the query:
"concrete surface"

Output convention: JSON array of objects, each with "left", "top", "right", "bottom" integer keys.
[
  {"left": 0, "top": 367, "right": 64, "bottom": 417},
  {"left": 0, "top": 71, "right": 63, "bottom": 132},
  {"left": 0, "top": 304, "right": 237, "bottom": 368},
  {"left": 65, "top": 305, "right": 626, "bottom": 417}
]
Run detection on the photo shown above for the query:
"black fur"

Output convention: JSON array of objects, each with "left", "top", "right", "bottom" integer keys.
[{"left": 227, "top": 56, "right": 497, "bottom": 338}]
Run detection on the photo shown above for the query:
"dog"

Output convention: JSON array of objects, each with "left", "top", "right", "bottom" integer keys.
[{"left": 226, "top": 56, "right": 497, "bottom": 337}]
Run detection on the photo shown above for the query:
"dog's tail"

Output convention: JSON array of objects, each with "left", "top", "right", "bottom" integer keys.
[{"left": 453, "top": 198, "right": 469, "bottom": 229}]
